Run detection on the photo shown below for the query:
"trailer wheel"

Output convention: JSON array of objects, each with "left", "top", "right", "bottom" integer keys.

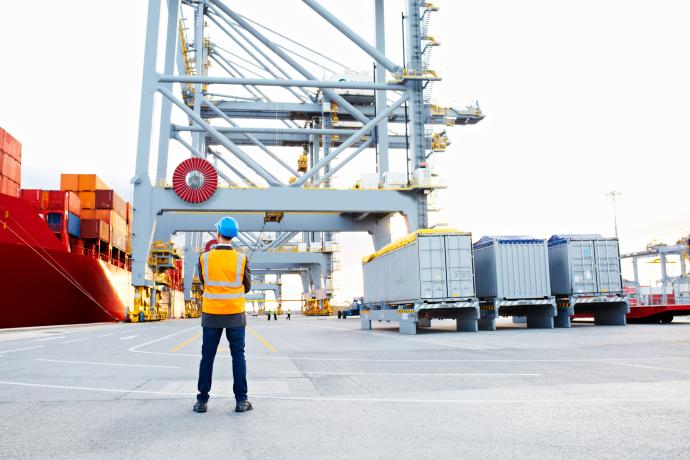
[{"left": 660, "top": 313, "right": 674, "bottom": 324}]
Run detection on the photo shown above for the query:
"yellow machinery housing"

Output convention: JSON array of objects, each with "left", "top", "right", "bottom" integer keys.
[
  {"left": 129, "top": 241, "right": 181, "bottom": 322},
  {"left": 302, "top": 296, "right": 332, "bottom": 316}
]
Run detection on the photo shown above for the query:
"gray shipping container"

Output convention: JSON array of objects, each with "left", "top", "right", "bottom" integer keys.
[
  {"left": 362, "top": 231, "right": 475, "bottom": 304},
  {"left": 473, "top": 236, "right": 551, "bottom": 299},
  {"left": 548, "top": 234, "right": 623, "bottom": 296}
]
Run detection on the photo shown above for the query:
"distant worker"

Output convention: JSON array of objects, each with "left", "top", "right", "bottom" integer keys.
[
  {"left": 194, "top": 217, "right": 253, "bottom": 414},
  {"left": 287, "top": 309, "right": 291, "bottom": 321},
  {"left": 267, "top": 309, "right": 271, "bottom": 321},
  {"left": 273, "top": 309, "right": 278, "bottom": 321}
]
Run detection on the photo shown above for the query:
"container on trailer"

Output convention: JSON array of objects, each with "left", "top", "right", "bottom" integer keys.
[
  {"left": 362, "top": 229, "right": 475, "bottom": 304},
  {"left": 473, "top": 236, "right": 551, "bottom": 300},
  {"left": 78, "top": 174, "right": 108, "bottom": 191},
  {"left": 80, "top": 219, "right": 110, "bottom": 242},
  {"left": 95, "top": 189, "right": 127, "bottom": 219},
  {"left": 548, "top": 234, "right": 623, "bottom": 296}
]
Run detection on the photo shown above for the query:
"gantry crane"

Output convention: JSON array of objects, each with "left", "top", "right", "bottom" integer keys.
[{"left": 132, "top": 1, "right": 483, "bottom": 312}]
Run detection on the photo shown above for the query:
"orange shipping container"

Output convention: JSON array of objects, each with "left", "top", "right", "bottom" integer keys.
[
  {"left": 0, "top": 177, "right": 20, "bottom": 197},
  {"left": 2, "top": 154, "right": 21, "bottom": 184},
  {"left": 80, "top": 209, "right": 127, "bottom": 233},
  {"left": 78, "top": 174, "right": 108, "bottom": 191},
  {"left": 78, "top": 191, "right": 96, "bottom": 209},
  {"left": 60, "top": 174, "right": 79, "bottom": 191},
  {"left": 0, "top": 127, "right": 22, "bottom": 162}
]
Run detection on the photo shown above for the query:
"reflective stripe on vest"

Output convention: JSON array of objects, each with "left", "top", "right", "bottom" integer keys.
[
  {"left": 200, "top": 249, "right": 246, "bottom": 315},
  {"left": 202, "top": 292, "right": 245, "bottom": 300}
]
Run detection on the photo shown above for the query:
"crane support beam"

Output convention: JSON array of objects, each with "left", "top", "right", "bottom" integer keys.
[
  {"left": 158, "top": 75, "right": 406, "bottom": 91},
  {"left": 302, "top": 0, "right": 403, "bottom": 74}
]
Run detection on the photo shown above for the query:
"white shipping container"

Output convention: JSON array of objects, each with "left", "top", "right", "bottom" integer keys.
[
  {"left": 473, "top": 236, "right": 551, "bottom": 300},
  {"left": 363, "top": 231, "right": 475, "bottom": 304},
  {"left": 548, "top": 235, "right": 623, "bottom": 296}
]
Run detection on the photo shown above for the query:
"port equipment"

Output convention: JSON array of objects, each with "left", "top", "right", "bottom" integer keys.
[
  {"left": 185, "top": 275, "right": 202, "bottom": 318},
  {"left": 249, "top": 274, "right": 283, "bottom": 314},
  {"left": 129, "top": 241, "right": 181, "bottom": 322},
  {"left": 548, "top": 235, "right": 628, "bottom": 327},
  {"left": 361, "top": 229, "right": 478, "bottom": 334},
  {"left": 132, "top": 0, "right": 483, "bottom": 306},
  {"left": 473, "top": 236, "right": 556, "bottom": 330},
  {"left": 338, "top": 297, "right": 363, "bottom": 319},
  {"left": 621, "top": 236, "right": 690, "bottom": 323}
]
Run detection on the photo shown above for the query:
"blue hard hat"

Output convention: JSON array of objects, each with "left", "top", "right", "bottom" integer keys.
[{"left": 215, "top": 217, "right": 239, "bottom": 238}]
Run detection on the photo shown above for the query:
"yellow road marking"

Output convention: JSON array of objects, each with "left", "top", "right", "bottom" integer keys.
[
  {"left": 247, "top": 326, "right": 277, "bottom": 352},
  {"left": 170, "top": 333, "right": 201, "bottom": 352}
]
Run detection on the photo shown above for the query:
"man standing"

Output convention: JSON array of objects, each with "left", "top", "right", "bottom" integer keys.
[
  {"left": 194, "top": 216, "right": 253, "bottom": 414},
  {"left": 287, "top": 309, "right": 291, "bottom": 320}
]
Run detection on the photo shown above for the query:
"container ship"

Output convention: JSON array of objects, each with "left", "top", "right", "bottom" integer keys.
[{"left": 0, "top": 127, "right": 185, "bottom": 328}]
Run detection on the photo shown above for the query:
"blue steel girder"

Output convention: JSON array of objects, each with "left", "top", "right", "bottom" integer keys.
[{"left": 201, "top": 101, "right": 484, "bottom": 126}]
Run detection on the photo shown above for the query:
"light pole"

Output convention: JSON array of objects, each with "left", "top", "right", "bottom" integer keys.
[{"left": 605, "top": 191, "right": 622, "bottom": 238}]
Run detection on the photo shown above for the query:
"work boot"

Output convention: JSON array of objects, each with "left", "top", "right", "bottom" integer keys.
[
  {"left": 193, "top": 401, "right": 207, "bottom": 413},
  {"left": 235, "top": 400, "right": 253, "bottom": 413}
]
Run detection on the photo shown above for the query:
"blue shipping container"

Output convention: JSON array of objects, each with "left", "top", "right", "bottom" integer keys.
[
  {"left": 67, "top": 212, "right": 81, "bottom": 238},
  {"left": 45, "top": 212, "right": 81, "bottom": 238},
  {"left": 46, "top": 213, "right": 63, "bottom": 233}
]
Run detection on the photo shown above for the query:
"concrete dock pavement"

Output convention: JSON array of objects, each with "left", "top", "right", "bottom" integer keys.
[{"left": 1, "top": 316, "right": 690, "bottom": 458}]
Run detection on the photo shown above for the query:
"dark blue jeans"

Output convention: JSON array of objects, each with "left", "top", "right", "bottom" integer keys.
[{"left": 197, "top": 326, "right": 247, "bottom": 403}]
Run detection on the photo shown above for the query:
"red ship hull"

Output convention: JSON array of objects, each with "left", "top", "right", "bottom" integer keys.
[{"left": 0, "top": 193, "right": 130, "bottom": 327}]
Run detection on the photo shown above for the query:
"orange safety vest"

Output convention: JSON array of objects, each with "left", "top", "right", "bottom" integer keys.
[{"left": 200, "top": 248, "right": 247, "bottom": 315}]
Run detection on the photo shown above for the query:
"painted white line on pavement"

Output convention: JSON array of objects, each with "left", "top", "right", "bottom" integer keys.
[
  {"left": 614, "top": 362, "right": 684, "bottom": 372},
  {"left": 122, "top": 348, "right": 690, "bottom": 364},
  {"left": 129, "top": 325, "right": 199, "bottom": 353},
  {"left": 120, "top": 335, "right": 138, "bottom": 341},
  {"left": 60, "top": 338, "right": 88, "bottom": 344},
  {"left": 1, "top": 380, "right": 690, "bottom": 405},
  {"left": 281, "top": 371, "right": 541, "bottom": 377},
  {"left": 98, "top": 333, "right": 115, "bottom": 338},
  {"left": 36, "top": 359, "right": 181, "bottom": 369},
  {"left": 0, "top": 345, "right": 44, "bottom": 354},
  {"left": 36, "top": 337, "right": 65, "bottom": 342}
]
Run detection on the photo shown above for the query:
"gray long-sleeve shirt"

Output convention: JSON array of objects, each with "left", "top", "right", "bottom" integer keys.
[{"left": 197, "top": 245, "right": 251, "bottom": 328}]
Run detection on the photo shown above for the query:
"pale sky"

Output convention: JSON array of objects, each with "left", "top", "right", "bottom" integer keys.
[{"left": 1, "top": 1, "right": 688, "bottom": 302}]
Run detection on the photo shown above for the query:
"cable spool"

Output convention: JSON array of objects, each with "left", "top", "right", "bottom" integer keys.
[{"left": 172, "top": 158, "right": 218, "bottom": 203}]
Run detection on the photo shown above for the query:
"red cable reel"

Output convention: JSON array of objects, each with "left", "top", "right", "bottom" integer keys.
[
  {"left": 205, "top": 239, "right": 218, "bottom": 252},
  {"left": 172, "top": 158, "right": 218, "bottom": 203}
]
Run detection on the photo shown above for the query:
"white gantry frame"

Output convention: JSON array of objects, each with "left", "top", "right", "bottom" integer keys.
[{"left": 133, "top": 0, "right": 483, "bottom": 291}]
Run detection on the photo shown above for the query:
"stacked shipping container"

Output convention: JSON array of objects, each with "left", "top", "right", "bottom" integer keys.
[
  {"left": 0, "top": 127, "right": 22, "bottom": 197},
  {"left": 20, "top": 189, "right": 82, "bottom": 242},
  {"left": 60, "top": 174, "right": 130, "bottom": 254}
]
